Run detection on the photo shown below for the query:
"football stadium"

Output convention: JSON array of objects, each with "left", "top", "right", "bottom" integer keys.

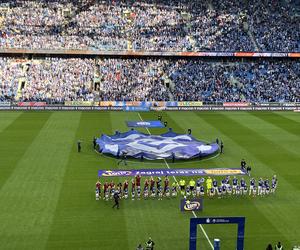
[{"left": 0, "top": 1, "right": 299, "bottom": 250}]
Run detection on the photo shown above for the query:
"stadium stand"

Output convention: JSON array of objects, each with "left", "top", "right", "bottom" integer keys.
[
  {"left": 0, "top": 0, "right": 299, "bottom": 52},
  {"left": 1, "top": 57, "right": 299, "bottom": 103}
]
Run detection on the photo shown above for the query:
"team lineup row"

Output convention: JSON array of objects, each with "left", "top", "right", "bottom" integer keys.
[{"left": 95, "top": 175, "right": 278, "bottom": 201}]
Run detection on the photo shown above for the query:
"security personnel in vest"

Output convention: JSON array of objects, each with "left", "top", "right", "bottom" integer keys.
[
  {"left": 275, "top": 242, "right": 283, "bottom": 250},
  {"left": 179, "top": 179, "right": 186, "bottom": 195}
]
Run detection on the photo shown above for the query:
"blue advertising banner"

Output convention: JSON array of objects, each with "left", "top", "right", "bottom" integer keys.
[
  {"left": 180, "top": 198, "right": 203, "bottom": 212},
  {"left": 123, "top": 106, "right": 149, "bottom": 112},
  {"left": 126, "top": 120, "right": 164, "bottom": 128},
  {"left": 98, "top": 168, "right": 246, "bottom": 177}
]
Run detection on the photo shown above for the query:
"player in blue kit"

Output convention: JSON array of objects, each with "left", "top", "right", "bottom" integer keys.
[
  {"left": 271, "top": 175, "right": 277, "bottom": 193},
  {"left": 151, "top": 186, "right": 156, "bottom": 198},
  {"left": 252, "top": 185, "right": 257, "bottom": 197},
  {"left": 143, "top": 186, "right": 149, "bottom": 199},
  {"left": 186, "top": 185, "right": 191, "bottom": 198},
  {"left": 249, "top": 178, "right": 255, "bottom": 196},
  {"left": 105, "top": 186, "right": 110, "bottom": 201},
  {"left": 243, "top": 184, "right": 248, "bottom": 195},
  {"left": 258, "top": 178, "right": 263, "bottom": 196},
  {"left": 200, "top": 185, "right": 205, "bottom": 196},
  {"left": 240, "top": 178, "right": 246, "bottom": 192},
  {"left": 171, "top": 183, "right": 177, "bottom": 197},
  {"left": 236, "top": 184, "right": 241, "bottom": 196},
  {"left": 232, "top": 176, "right": 238, "bottom": 194},
  {"left": 165, "top": 186, "right": 170, "bottom": 198},
  {"left": 158, "top": 186, "right": 163, "bottom": 200},
  {"left": 265, "top": 178, "right": 270, "bottom": 195},
  {"left": 222, "top": 184, "right": 227, "bottom": 197},
  {"left": 261, "top": 181, "right": 266, "bottom": 196},
  {"left": 212, "top": 179, "right": 218, "bottom": 192},
  {"left": 217, "top": 186, "right": 222, "bottom": 198},
  {"left": 227, "top": 184, "right": 232, "bottom": 195},
  {"left": 224, "top": 176, "right": 230, "bottom": 188},
  {"left": 110, "top": 185, "right": 115, "bottom": 200}
]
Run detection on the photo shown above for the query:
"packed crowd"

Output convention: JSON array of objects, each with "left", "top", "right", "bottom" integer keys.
[
  {"left": 0, "top": 57, "right": 299, "bottom": 103},
  {"left": 0, "top": 0, "right": 299, "bottom": 51}
]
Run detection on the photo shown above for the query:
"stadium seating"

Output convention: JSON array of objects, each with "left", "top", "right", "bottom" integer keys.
[
  {"left": 1, "top": 58, "right": 299, "bottom": 103},
  {"left": 0, "top": 0, "right": 299, "bottom": 52}
]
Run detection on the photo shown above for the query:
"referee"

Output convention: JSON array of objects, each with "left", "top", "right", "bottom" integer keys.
[
  {"left": 179, "top": 179, "right": 186, "bottom": 195},
  {"left": 112, "top": 191, "right": 120, "bottom": 209}
]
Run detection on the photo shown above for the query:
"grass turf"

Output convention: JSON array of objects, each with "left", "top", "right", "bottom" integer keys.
[{"left": 0, "top": 111, "right": 299, "bottom": 250}]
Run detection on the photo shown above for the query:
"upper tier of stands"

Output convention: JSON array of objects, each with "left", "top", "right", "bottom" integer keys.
[{"left": 0, "top": 0, "right": 299, "bottom": 52}]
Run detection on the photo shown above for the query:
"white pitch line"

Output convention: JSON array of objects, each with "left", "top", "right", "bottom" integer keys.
[{"left": 137, "top": 112, "right": 214, "bottom": 249}]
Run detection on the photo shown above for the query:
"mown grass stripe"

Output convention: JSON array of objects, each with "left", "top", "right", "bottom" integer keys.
[
  {"left": 0, "top": 112, "right": 22, "bottom": 133},
  {"left": 231, "top": 112, "right": 300, "bottom": 156},
  {"left": 251, "top": 112, "right": 300, "bottom": 137},
  {"left": 0, "top": 112, "right": 81, "bottom": 250},
  {"left": 46, "top": 112, "right": 131, "bottom": 250},
  {"left": 0, "top": 112, "right": 51, "bottom": 191}
]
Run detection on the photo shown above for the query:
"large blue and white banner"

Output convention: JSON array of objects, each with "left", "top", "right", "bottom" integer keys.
[
  {"left": 96, "top": 130, "right": 219, "bottom": 160},
  {"left": 98, "top": 168, "right": 246, "bottom": 177}
]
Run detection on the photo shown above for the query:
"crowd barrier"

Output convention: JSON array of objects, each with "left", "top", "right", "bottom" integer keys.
[{"left": 0, "top": 48, "right": 299, "bottom": 58}]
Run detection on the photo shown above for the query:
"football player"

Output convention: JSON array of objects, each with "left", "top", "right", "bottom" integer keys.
[
  {"left": 158, "top": 186, "right": 163, "bottom": 200},
  {"left": 240, "top": 178, "right": 246, "bottom": 193},
  {"left": 232, "top": 176, "right": 238, "bottom": 194},
  {"left": 137, "top": 186, "right": 141, "bottom": 200},
  {"left": 143, "top": 185, "right": 149, "bottom": 199},
  {"left": 96, "top": 180, "right": 101, "bottom": 198},
  {"left": 212, "top": 179, "right": 218, "bottom": 192},
  {"left": 164, "top": 176, "right": 169, "bottom": 194},
  {"left": 136, "top": 174, "right": 141, "bottom": 189},
  {"left": 252, "top": 185, "right": 257, "bottom": 197},
  {"left": 186, "top": 185, "right": 191, "bottom": 198},
  {"left": 104, "top": 186, "right": 110, "bottom": 201},
  {"left": 200, "top": 185, "right": 205, "bottom": 196},
  {"left": 258, "top": 178, "right": 263, "bottom": 196},
  {"left": 236, "top": 184, "right": 241, "bottom": 196},
  {"left": 131, "top": 178, "right": 136, "bottom": 200},
  {"left": 249, "top": 178, "right": 255, "bottom": 196},
  {"left": 123, "top": 180, "right": 129, "bottom": 199},
  {"left": 171, "top": 182, "right": 178, "bottom": 197},
  {"left": 150, "top": 176, "right": 155, "bottom": 192},
  {"left": 95, "top": 189, "right": 100, "bottom": 200},
  {"left": 165, "top": 186, "right": 170, "bottom": 198},
  {"left": 227, "top": 184, "right": 232, "bottom": 196},
  {"left": 217, "top": 186, "right": 222, "bottom": 198},
  {"left": 272, "top": 175, "right": 277, "bottom": 191}
]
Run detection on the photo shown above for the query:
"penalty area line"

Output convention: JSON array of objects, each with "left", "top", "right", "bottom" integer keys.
[{"left": 137, "top": 112, "right": 214, "bottom": 250}]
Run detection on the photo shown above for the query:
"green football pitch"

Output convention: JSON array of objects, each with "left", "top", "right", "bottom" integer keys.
[{"left": 0, "top": 111, "right": 299, "bottom": 250}]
